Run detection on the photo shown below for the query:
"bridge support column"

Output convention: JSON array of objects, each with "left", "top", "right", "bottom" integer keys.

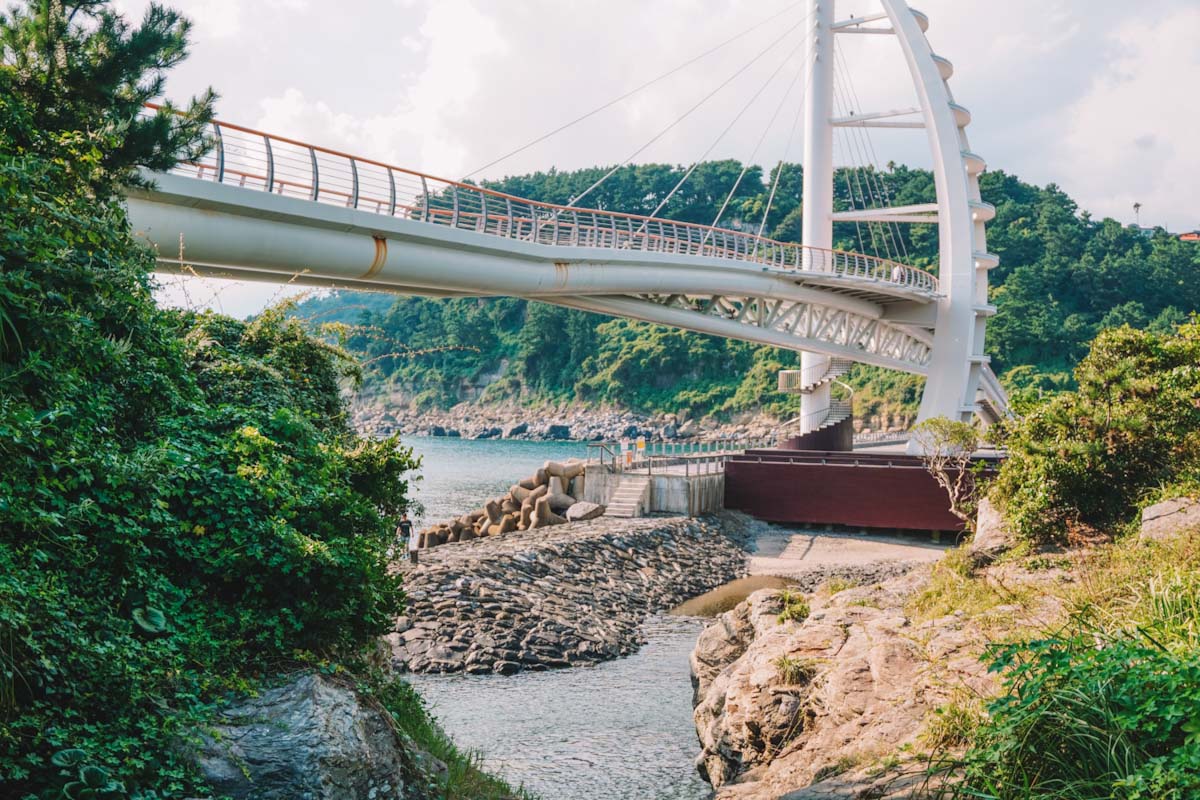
[{"left": 800, "top": 0, "right": 836, "bottom": 434}]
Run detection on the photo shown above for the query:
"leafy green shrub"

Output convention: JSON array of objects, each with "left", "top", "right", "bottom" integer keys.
[
  {"left": 992, "top": 322, "right": 1200, "bottom": 543},
  {"left": 938, "top": 531, "right": 1200, "bottom": 798},
  {"left": 947, "top": 631, "right": 1200, "bottom": 800},
  {"left": 0, "top": 4, "right": 421, "bottom": 796}
]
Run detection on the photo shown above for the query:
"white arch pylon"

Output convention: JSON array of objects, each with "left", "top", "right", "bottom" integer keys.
[{"left": 793, "top": 0, "right": 1005, "bottom": 436}]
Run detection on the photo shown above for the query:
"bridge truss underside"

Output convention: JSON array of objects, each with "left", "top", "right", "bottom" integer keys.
[{"left": 131, "top": 173, "right": 944, "bottom": 382}]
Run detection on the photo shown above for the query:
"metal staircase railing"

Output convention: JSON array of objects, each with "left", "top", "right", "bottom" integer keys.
[
  {"left": 777, "top": 357, "right": 855, "bottom": 394},
  {"left": 777, "top": 377, "right": 854, "bottom": 440}
]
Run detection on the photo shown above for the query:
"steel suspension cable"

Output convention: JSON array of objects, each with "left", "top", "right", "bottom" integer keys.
[
  {"left": 563, "top": 12, "right": 812, "bottom": 212},
  {"left": 834, "top": 46, "right": 910, "bottom": 262},
  {"left": 831, "top": 64, "right": 878, "bottom": 253},
  {"left": 839, "top": 124, "right": 886, "bottom": 259},
  {"left": 459, "top": 0, "right": 807, "bottom": 181},
  {"left": 833, "top": 132, "right": 869, "bottom": 255},
  {"left": 835, "top": 46, "right": 909, "bottom": 261},
  {"left": 832, "top": 61, "right": 893, "bottom": 261},
  {"left": 706, "top": 50, "right": 808, "bottom": 235},
  {"left": 639, "top": 36, "right": 807, "bottom": 228}
]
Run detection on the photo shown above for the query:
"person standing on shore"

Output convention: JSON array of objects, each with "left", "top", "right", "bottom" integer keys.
[{"left": 399, "top": 513, "right": 417, "bottom": 564}]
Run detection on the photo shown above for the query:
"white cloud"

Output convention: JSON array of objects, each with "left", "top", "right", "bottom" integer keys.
[
  {"left": 1054, "top": 7, "right": 1200, "bottom": 230},
  {"left": 169, "top": 0, "right": 244, "bottom": 40},
  {"left": 250, "top": 0, "right": 508, "bottom": 175}
]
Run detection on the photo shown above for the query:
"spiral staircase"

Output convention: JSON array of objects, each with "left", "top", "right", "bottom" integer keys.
[{"left": 776, "top": 358, "right": 856, "bottom": 450}]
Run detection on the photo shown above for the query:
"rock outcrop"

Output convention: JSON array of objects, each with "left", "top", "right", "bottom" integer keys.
[
  {"left": 1140, "top": 496, "right": 1200, "bottom": 542},
  {"left": 969, "top": 496, "right": 1015, "bottom": 564},
  {"left": 391, "top": 514, "right": 753, "bottom": 674},
  {"left": 691, "top": 573, "right": 998, "bottom": 798},
  {"left": 190, "top": 672, "right": 446, "bottom": 800}
]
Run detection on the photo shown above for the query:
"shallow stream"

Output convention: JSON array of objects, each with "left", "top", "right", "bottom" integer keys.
[
  {"left": 409, "top": 615, "right": 712, "bottom": 800},
  {"left": 406, "top": 437, "right": 718, "bottom": 799}
]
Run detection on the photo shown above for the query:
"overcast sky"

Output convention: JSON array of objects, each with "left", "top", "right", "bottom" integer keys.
[{"left": 126, "top": 0, "right": 1200, "bottom": 318}]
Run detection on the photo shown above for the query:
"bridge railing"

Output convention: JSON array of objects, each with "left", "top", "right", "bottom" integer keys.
[
  {"left": 588, "top": 436, "right": 777, "bottom": 475},
  {"left": 152, "top": 106, "right": 938, "bottom": 296}
]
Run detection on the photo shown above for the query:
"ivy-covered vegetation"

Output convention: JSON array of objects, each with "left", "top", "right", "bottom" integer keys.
[
  {"left": 294, "top": 159, "right": 1198, "bottom": 423},
  {"left": 0, "top": 3, "right": 518, "bottom": 798}
]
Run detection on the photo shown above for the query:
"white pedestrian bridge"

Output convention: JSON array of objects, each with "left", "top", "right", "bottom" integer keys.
[{"left": 125, "top": 0, "right": 1009, "bottom": 435}]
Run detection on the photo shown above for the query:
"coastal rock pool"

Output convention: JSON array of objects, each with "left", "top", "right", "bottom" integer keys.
[{"left": 407, "top": 615, "right": 713, "bottom": 800}]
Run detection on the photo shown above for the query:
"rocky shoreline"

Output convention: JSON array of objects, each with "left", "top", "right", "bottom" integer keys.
[
  {"left": 388, "top": 513, "right": 756, "bottom": 675},
  {"left": 353, "top": 399, "right": 783, "bottom": 442},
  {"left": 352, "top": 396, "right": 914, "bottom": 444}
]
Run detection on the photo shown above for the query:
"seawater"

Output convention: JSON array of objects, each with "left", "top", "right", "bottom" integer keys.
[
  {"left": 403, "top": 436, "right": 713, "bottom": 799},
  {"left": 405, "top": 436, "right": 592, "bottom": 526}
]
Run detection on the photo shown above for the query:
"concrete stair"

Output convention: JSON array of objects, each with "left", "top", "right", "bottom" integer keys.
[{"left": 605, "top": 473, "right": 651, "bottom": 518}]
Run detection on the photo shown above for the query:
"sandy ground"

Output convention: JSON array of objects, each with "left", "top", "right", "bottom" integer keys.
[{"left": 748, "top": 527, "right": 947, "bottom": 578}]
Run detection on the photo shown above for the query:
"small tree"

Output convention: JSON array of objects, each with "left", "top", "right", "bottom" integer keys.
[{"left": 912, "top": 416, "right": 982, "bottom": 529}]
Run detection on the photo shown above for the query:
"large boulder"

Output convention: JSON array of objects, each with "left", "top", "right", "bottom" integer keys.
[
  {"left": 503, "top": 421, "right": 529, "bottom": 437},
  {"left": 689, "top": 598, "right": 755, "bottom": 704},
  {"left": 565, "top": 501, "right": 605, "bottom": 522},
  {"left": 691, "top": 572, "right": 992, "bottom": 794},
  {"left": 190, "top": 672, "right": 444, "bottom": 800},
  {"left": 1141, "top": 496, "right": 1200, "bottom": 542},
  {"left": 970, "top": 496, "right": 1015, "bottom": 564}
]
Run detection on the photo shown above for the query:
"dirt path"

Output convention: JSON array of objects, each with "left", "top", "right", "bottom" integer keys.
[{"left": 748, "top": 527, "right": 947, "bottom": 578}]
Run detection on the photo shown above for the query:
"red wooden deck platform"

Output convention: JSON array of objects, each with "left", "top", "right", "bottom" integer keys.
[{"left": 724, "top": 449, "right": 1002, "bottom": 532}]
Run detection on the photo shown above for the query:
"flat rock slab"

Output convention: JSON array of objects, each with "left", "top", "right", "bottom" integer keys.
[
  {"left": 390, "top": 513, "right": 754, "bottom": 674},
  {"left": 1141, "top": 496, "right": 1200, "bottom": 542}
]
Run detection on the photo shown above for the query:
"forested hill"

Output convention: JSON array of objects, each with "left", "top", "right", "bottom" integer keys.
[{"left": 290, "top": 161, "right": 1198, "bottom": 420}]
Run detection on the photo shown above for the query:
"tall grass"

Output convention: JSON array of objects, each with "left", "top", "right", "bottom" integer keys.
[
  {"left": 935, "top": 534, "right": 1200, "bottom": 799},
  {"left": 374, "top": 677, "right": 536, "bottom": 800}
]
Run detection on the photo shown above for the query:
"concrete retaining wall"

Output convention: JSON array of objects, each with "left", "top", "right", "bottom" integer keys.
[{"left": 583, "top": 464, "right": 724, "bottom": 516}]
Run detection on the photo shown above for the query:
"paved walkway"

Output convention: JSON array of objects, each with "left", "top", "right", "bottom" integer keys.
[{"left": 748, "top": 527, "right": 946, "bottom": 578}]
